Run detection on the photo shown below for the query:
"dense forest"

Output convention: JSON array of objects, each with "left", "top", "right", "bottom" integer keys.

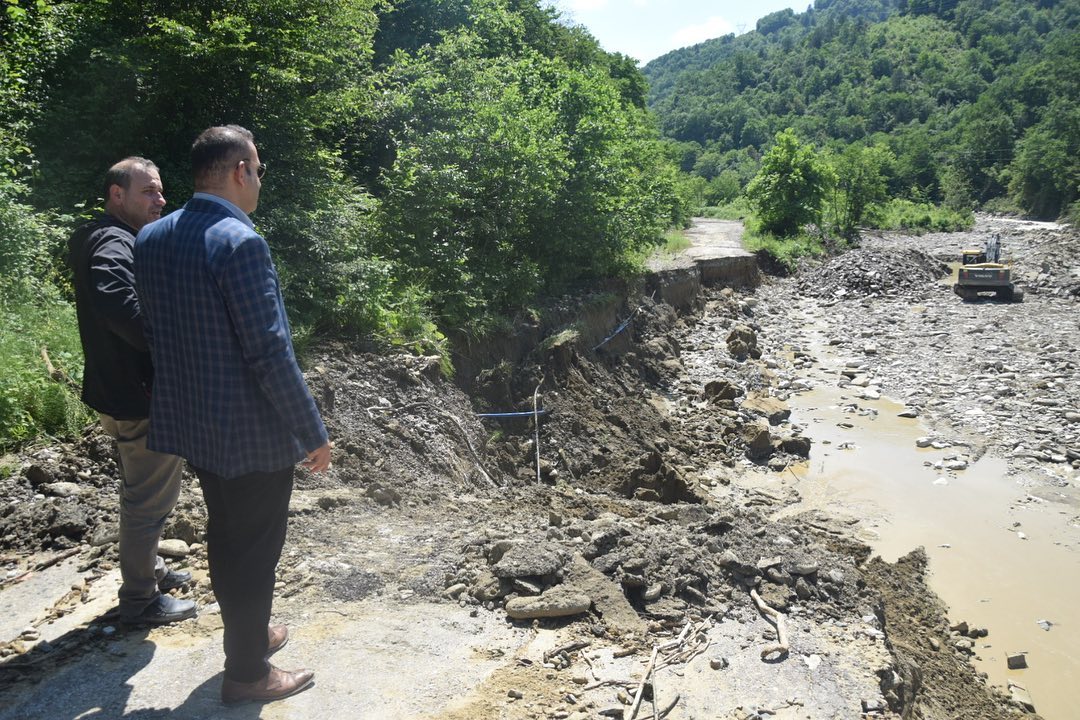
[
  {"left": 0, "top": 0, "right": 684, "bottom": 445},
  {"left": 645, "top": 0, "right": 1079, "bottom": 222}
]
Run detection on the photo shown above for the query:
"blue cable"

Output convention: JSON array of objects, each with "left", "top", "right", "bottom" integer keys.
[
  {"left": 592, "top": 314, "right": 635, "bottom": 351},
  {"left": 477, "top": 410, "right": 549, "bottom": 418}
]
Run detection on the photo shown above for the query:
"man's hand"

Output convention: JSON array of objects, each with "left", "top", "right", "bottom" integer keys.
[{"left": 301, "top": 441, "right": 333, "bottom": 473}]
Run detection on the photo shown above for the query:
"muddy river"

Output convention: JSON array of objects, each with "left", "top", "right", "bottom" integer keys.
[
  {"left": 782, "top": 380, "right": 1079, "bottom": 720},
  {"left": 678, "top": 215, "right": 1080, "bottom": 718}
]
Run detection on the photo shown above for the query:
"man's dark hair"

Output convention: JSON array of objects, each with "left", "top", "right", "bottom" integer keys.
[
  {"left": 102, "top": 157, "right": 158, "bottom": 201},
  {"left": 191, "top": 125, "right": 255, "bottom": 188}
]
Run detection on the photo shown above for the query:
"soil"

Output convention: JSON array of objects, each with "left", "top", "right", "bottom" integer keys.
[{"left": 2, "top": 214, "right": 1074, "bottom": 719}]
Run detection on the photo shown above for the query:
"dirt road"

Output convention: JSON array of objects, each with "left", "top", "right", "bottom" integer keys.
[{"left": 2, "top": 216, "right": 1075, "bottom": 718}]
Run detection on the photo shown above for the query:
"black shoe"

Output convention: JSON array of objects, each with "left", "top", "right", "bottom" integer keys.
[
  {"left": 158, "top": 568, "right": 192, "bottom": 592},
  {"left": 122, "top": 594, "right": 197, "bottom": 625}
]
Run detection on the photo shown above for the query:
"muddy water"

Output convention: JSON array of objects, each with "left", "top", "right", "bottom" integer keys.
[{"left": 777, "top": 382, "right": 1080, "bottom": 719}]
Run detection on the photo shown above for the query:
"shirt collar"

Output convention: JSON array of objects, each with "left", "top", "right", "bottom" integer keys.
[
  {"left": 100, "top": 212, "right": 137, "bottom": 235},
  {"left": 191, "top": 192, "right": 254, "bottom": 229}
]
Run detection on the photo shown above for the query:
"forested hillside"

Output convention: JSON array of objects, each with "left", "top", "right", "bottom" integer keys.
[
  {"left": 645, "top": 0, "right": 1079, "bottom": 221},
  {"left": 0, "top": 0, "right": 684, "bottom": 446}
]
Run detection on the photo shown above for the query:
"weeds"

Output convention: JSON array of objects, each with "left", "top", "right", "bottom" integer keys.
[
  {"left": 0, "top": 282, "right": 92, "bottom": 448},
  {"left": 740, "top": 217, "right": 828, "bottom": 272}
]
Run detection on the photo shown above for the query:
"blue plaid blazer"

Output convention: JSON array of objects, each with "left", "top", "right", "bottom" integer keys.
[{"left": 134, "top": 195, "right": 327, "bottom": 479}]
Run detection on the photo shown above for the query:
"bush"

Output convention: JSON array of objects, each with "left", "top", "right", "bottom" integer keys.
[
  {"left": 980, "top": 196, "right": 1025, "bottom": 217},
  {"left": 740, "top": 216, "right": 828, "bottom": 272},
  {"left": 1064, "top": 200, "right": 1080, "bottom": 227},
  {"left": 700, "top": 198, "right": 753, "bottom": 220},
  {"left": 874, "top": 198, "right": 974, "bottom": 232},
  {"left": 0, "top": 281, "right": 91, "bottom": 448}
]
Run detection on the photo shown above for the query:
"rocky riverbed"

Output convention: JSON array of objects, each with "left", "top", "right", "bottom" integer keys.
[{"left": 1, "top": 216, "right": 1072, "bottom": 719}]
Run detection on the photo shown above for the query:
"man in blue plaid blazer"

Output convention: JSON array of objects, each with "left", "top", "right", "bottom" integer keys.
[{"left": 135, "top": 125, "right": 330, "bottom": 706}]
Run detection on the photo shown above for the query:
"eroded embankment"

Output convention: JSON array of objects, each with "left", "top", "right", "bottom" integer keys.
[{"left": 0, "top": 223, "right": 1034, "bottom": 719}]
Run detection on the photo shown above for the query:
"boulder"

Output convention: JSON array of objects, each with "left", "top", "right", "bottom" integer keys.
[
  {"left": 504, "top": 586, "right": 591, "bottom": 620},
  {"left": 742, "top": 393, "right": 791, "bottom": 425}
]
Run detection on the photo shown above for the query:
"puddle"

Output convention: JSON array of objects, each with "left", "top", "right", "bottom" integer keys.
[{"left": 778, "top": 384, "right": 1080, "bottom": 719}]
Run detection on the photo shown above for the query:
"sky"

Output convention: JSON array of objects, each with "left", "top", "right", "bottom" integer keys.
[{"left": 547, "top": 0, "right": 810, "bottom": 65}]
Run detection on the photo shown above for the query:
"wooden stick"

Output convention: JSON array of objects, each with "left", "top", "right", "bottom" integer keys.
[
  {"left": 543, "top": 640, "right": 590, "bottom": 663},
  {"left": 750, "top": 588, "right": 789, "bottom": 660},
  {"left": 638, "top": 694, "right": 680, "bottom": 720},
  {"left": 628, "top": 645, "right": 659, "bottom": 720},
  {"left": 40, "top": 346, "right": 81, "bottom": 393},
  {"left": 433, "top": 407, "right": 497, "bottom": 486},
  {"left": 583, "top": 678, "right": 630, "bottom": 691},
  {"left": 0, "top": 547, "right": 82, "bottom": 587}
]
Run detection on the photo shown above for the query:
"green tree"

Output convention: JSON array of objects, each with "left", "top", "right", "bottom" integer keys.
[
  {"left": 30, "top": 0, "right": 387, "bottom": 337},
  {"left": 375, "top": 33, "right": 680, "bottom": 323},
  {"left": 827, "top": 143, "right": 894, "bottom": 238},
  {"left": 746, "top": 129, "right": 835, "bottom": 236},
  {"left": 1007, "top": 100, "right": 1080, "bottom": 219}
]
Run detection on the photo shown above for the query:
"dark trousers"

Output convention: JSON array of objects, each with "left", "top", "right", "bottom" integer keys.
[{"left": 193, "top": 465, "right": 294, "bottom": 683}]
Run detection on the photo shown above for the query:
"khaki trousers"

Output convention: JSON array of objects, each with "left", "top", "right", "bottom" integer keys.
[{"left": 98, "top": 414, "right": 184, "bottom": 617}]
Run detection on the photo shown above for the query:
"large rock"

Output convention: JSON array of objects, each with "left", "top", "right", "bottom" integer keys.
[
  {"left": 780, "top": 435, "right": 813, "bottom": 457},
  {"left": 741, "top": 419, "right": 774, "bottom": 460},
  {"left": 42, "top": 482, "right": 85, "bottom": 498},
  {"left": 742, "top": 392, "right": 791, "bottom": 425},
  {"left": 504, "top": 586, "right": 591, "bottom": 620},
  {"left": 158, "top": 539, "right": 190, "bottom": 558},
  {"left": 704, "top": 379, "right": 742, "bottom": 402},
  {"left": 726, "top": 325, "right": 761, "bottom": 360},
  {"left": 491, "top": 541, "right": 569, "bottom": 579}
]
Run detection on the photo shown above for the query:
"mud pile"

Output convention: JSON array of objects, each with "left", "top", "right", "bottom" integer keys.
[{"left": 796, "top": 247, "right": 949, "bottom": 300}]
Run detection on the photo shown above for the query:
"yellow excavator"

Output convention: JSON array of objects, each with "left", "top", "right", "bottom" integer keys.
[{"left": 954, "top": 234, "right": 1024, "bottom": 302}]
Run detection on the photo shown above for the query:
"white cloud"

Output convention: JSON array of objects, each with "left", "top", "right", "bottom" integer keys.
[{"left": 671, "top": 16, "right": 735, "bottom": 48}]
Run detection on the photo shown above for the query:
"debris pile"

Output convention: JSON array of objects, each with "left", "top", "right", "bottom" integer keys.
[{"left": 796, "top": 248, "right": 949, "bottom": 300}]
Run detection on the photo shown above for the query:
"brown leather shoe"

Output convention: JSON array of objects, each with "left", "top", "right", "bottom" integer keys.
[
  {"left": 221, "top": 665, "right": 314, "bottom": 705},
  {"left": 267, "top": 624, "right": 288, "bottom": 656}
]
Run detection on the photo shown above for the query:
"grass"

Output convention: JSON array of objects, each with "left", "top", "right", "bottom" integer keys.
[
  {"left": 698, "top": 198, "right": 752, "bottom": 221},
  {"left": 662, "top": 228, "right": 691, "bottom": 254},
  {"left": 540, "top": 327, "right": 581, "bottom": 351},
  {"left": 0, "top": 283, "right": 93, "bottom": 449},
  {"left": 740, "top": 215, "right": 828, "bottom": 272}
]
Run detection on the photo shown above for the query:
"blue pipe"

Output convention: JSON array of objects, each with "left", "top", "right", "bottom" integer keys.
[{"left": 477, "top": 410, "right": 549, "bottom": 418}]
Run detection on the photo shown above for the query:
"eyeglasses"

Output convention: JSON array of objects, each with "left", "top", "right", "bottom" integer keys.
[{"left": 240, "top": 159, "right": 267, "bottom": 179}]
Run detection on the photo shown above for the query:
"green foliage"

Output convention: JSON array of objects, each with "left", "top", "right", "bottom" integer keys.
[
  {"left": 746, "top": 129, "right": 835, "bottom": 237},
  {"left": 0, "top": 280, "right": 92, "bottom": 448},
  {"left": 875, "top": 198, "right": 974, "bottom": 232},
  {"left": 661, "top": 229, "right": 691, "bottom": 254},
  {"left": 824, "top": 143, "right": 894, "bottom": 237},
  {"left": 2, "top": 0, "right": 686, "bottom": 444},
  {"left": 1065, "top": 200, "right": 1080, "bottom": 227},
  {"left": 381, "top": 285, "right": 453, "bottom": 376},
  {"left": 644, "top": 0, "right": 1080, "bottom": 218},
  {"left": 1007, "top": 98, "right": 1079, "bottom": 219},
  {"left": 741, "top": 219, "right": 827, "bottom": 273},
  {"left": 374, "top": 30, "right": 680, "bottom": 324},
  {"left": 699, "top": 198, "right": 752, "bottom": 221}
]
